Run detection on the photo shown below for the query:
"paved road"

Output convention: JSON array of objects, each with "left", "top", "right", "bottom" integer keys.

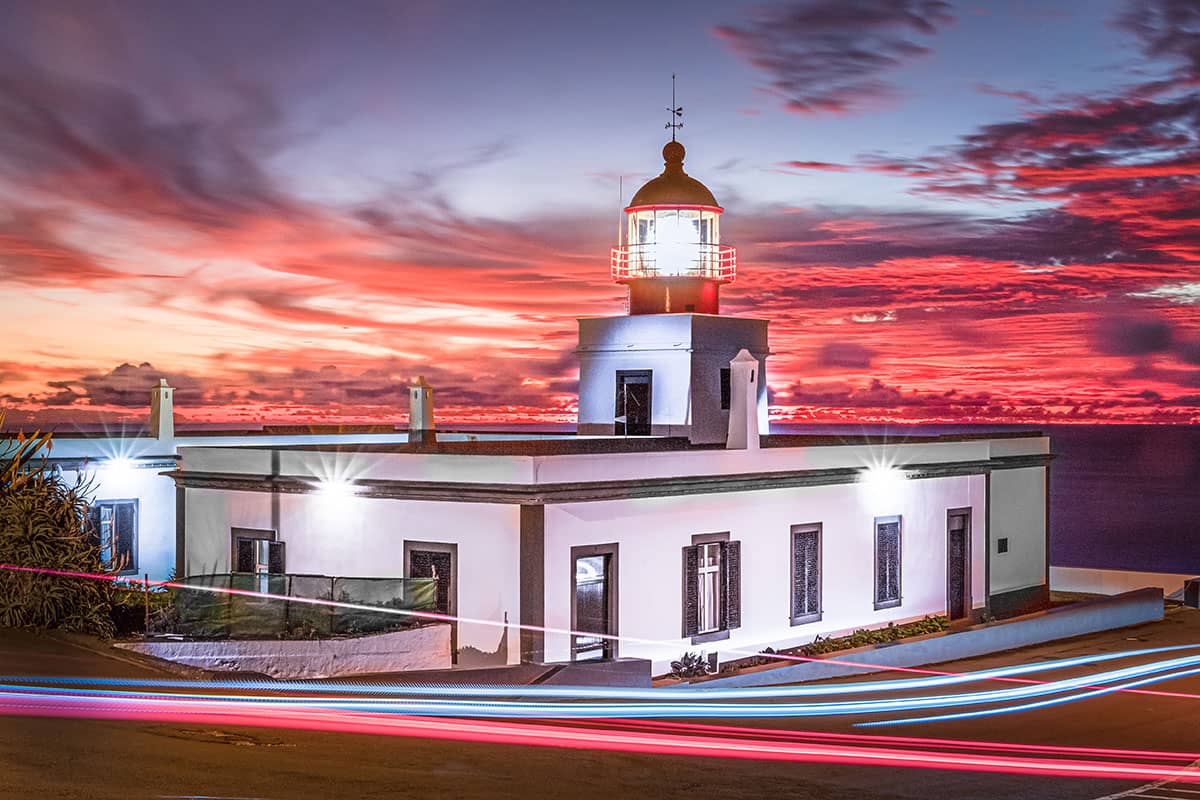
[{"left": 2, "top": 609, "right": 1199, "bottom": 800}]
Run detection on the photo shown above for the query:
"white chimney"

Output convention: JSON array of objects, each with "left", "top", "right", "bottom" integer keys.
[
  {"left": 726, "top": 349, "right": 760, "bottom": 450},
  {"left": 409, "top": 376, "right": 435, "bottom": 433},
  {"left": 149, "top": 378, "right": 175, "bottom": 441}
]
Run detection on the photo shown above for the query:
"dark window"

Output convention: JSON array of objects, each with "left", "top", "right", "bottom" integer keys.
[
  {"left": 232, "top": 528, "right": 284, "bottom": 574},
  {"left": 682, "top": 536, "right": 740, "bottom": 642},
  {"left": 791, "top": 524, "right": 821, "bottom": 625},
  {"left": 997, "top": 537, "right": 1009, "bottom": 554},
  {"left": 874, "top": 517, "right": 902, "bottom": 610},
  {"left": 719, "top": 367, "right": 731, "bottom": 411},
  {"left": 615, "top": 370, "right": 652, "bottom": 436},
  {"left": 90, "top": 500, "right": 137, "bottom": 574}
]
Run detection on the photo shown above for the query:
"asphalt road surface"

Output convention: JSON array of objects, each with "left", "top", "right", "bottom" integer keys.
[{"left": 2, "top": 608, "right": 1199, "bottom": 800}]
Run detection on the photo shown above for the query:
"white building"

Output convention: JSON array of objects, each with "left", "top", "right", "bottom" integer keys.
[{"left": 8, "top": 135, "right": 1053, "bottom": 674}]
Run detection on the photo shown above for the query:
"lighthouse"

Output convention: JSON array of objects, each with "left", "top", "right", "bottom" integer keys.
[{"left": 577, "top": 125, "right": 769, "bottom": 444}]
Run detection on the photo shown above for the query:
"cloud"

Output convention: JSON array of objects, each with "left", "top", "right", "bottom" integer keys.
[
  {"left": 715, "top": 0, "right": 954, "bottom": 114},
  {"left": 816, "top": 342, "right": 876, "bottom": 369}
]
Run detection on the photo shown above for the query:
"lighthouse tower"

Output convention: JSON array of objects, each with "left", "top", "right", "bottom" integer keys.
[{"left": 577, "top": 132, "right": 769, "bottom": 444}]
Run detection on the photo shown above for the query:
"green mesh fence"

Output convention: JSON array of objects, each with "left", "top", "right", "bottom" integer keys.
[{"left": 169, "top": 573, "right": 437, "bottom": 639}]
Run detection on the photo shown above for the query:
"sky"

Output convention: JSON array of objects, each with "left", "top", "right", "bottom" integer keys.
[{"left": 1, "top": 0, "right": 1198, "bottom": 428}]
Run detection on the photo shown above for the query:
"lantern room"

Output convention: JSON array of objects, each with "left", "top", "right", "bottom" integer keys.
[{"left": 611, "top": 140, "right": 736, "bottom": 315}]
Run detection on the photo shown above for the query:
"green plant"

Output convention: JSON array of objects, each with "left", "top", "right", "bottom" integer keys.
[
  {"left": 799, "top": 616, "right": 949, "bottom": 657},
  {"left": 0, "top": 411, "right": 114, "bottom": 636},
  {"left": 670, "top": 650, "right": 713, "bottom": 679}
]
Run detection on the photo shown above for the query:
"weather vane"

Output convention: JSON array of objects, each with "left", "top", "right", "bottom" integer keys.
[{"left": 666, "top": 73, "right": 683, "bottom": 141}]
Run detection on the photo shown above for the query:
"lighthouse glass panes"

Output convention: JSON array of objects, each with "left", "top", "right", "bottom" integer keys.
[
  {"left": 618, "top": 207, "right": 728, "bottom": 279},
  {"left": 697, "top": 542, "right": 722, "bottom": 634}
]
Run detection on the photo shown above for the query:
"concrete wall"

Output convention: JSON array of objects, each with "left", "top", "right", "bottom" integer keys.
[
  {"left": 119, "top": 624, "right": 451, "bottom": 679},
  {"left": 1051, "top": 566, "right": 1198, "bottom": 597},
  {"left": 989, "top": 466, "right": 1048, "bottom": 595},
  {"left": 183, "top": 488, "right": 522, "bottom": 665},
  {"left": 687, "top": 588, "right": 1164, "bottom": 688},
  {"left": 542, "top": 473, "right": 987, "bottom": 674}
]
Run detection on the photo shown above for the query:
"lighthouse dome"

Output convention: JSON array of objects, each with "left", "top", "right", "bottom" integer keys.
[{"left": 628, "top": 141, "right": 720, "bottom": 208}]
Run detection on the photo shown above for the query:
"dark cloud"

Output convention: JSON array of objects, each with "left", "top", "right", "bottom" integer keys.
[
  {"left": 0, "top": 53, "right": 299, "bottom": 231},
  {"left": 816, "top": 342, "right": 876, "bottom": 369},
  {"left": 1096, "top": 316, "right": 1174, "bottom": 357},
  {"left": 1117, "top": 0, "right": 1200, "bottom": 77},
  {"left": 715, "top": 0, "right": 954, "bottom": 114}
]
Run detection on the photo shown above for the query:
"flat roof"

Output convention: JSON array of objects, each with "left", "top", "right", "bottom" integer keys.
[{"left": 228, "top": 430, "right": 1046, "bottom": 457}]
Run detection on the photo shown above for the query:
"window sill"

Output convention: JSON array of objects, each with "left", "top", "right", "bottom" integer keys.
[
  {"left": 790, "top": 612, "right": 822, "bottom": 627},
  {"left": 874, "top": 599, "right": 902, "bottom": 611},
  {"left": 690, "top": 629, "right": 730, "bottom": 646}
]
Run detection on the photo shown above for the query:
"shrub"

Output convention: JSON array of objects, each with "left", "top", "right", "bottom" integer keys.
[
  {"left": 670, "top": 650, "right": 713, "bottom": 679},
  {"left": 0, "top": 414, "right": 114, "bottom": 636}
]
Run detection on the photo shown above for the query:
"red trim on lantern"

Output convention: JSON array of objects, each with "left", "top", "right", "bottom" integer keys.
[{"left": 623, "top": 204, "right": 724, "bottom": 214}]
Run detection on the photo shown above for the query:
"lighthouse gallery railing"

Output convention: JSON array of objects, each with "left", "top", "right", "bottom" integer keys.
[{"left": 611, "top": 243, "right": 736, "bottom": 282}]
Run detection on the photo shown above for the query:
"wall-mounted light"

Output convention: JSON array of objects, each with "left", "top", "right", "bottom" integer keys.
[{"left": 101, "top": 457, "right": 135, "bottom": 479}]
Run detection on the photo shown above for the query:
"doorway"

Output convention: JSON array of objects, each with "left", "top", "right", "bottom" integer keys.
[
  {"left": 947, "top": 509, "right": 972, "bottom": 621},
  {"left": 571, "top": 544, "right": 618, "bottom": 660},
  {"left": 615, "top": 370, "right": 651, "bottom": 436},
  {"left": 405, "top": 541, "right": 458, "bottom": 660}
]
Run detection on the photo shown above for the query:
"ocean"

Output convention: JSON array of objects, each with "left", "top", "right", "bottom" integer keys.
[{"left": 770, "top": 423, "right": 1200, "bottom": 575}]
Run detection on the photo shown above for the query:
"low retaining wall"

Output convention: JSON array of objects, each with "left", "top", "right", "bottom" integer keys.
[
  {"left": 118, "top": 623, "right": 451, "bottom": 679},
  {"left": 1051, "top": 566, "right": 1198, "bottom": 598},
  {"left": 684, "top": 588, "right": 1164, "bottom": 688}
]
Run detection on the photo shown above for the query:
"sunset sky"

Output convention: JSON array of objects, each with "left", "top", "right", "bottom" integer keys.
[{"left": 1, "top": 0, "right": 1198, "bottom": 427}]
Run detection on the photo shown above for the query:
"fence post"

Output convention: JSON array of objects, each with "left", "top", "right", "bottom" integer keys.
[{"left": 143, "top": 573, "right": 150, "bottom": 634}]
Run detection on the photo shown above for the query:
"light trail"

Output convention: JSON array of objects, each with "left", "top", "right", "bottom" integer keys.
[
  {"left": 2, "top": 687, "right": 1199, "bottom": 783},
  {"left": 11, "top": 643, "right": 1200, "bottom": 700},
  {"left": 7, "top": 562, "right": 1200, "bottom": 703},
  {"left": 4, "top": 654, "right": 1200, "bottom": 720}
]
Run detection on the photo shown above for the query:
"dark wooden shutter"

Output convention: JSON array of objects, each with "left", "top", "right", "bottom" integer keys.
[
  {"left": 723, "top": 540, "right": 741, "bottom": 630},
  {"left": 681, "top": 545, "right": 699, "bottom": 638},
  {"left": 268, "top": 541, "right": 285, "bottom": 574},
  {"left": 792, "top": 528, "right": 820, "bottom": 622},
  {"left": 235, "top": 538, "right": 255, "bottom": 573},
  {"left": 87, "top": 505, "right": 101, "bottom": 548},
  {"left": 114, "top": 502, "right": 136, "bottom": 572}
]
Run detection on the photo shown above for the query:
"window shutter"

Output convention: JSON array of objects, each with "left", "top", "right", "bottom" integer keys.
[
  {"left": 681, "top": 545, "right": 699, "bottom": 638},
  {"left": 268, "top": 541, "right": 286, "bottom": 575},
  {"left": 723, "top": 540, "right": 741, "bottom": 630},
  {"left": 87, "top": 505, "right": 101, "bottom": 549},
  {"left": 792, "top": 528, "right": 820, "bottom": 622},
  {"left": 235, "top": 538, "right": 255, "bottom": 573},
  {"left": 114, "top": 502, "right": 136, "bottom": 572}
]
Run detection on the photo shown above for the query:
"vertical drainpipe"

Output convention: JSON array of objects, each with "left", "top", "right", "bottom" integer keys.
[{"left": 984, "top": 470, "right": 992, "bottom": 620}]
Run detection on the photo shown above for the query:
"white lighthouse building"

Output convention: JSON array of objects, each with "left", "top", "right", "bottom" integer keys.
[
  {"left": 578, "top": 139, "right": 768, "bottom": 443},
  {"left": 8, "top": 128, "right": 1058, "bottom": 680}
]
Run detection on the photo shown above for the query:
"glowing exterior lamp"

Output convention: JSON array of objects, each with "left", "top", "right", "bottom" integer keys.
[
  {"left": 860, "top": 463, "right": 908, "bottom": 509},
  {"left": 611, "top": 140, "right": 736, "bottom": 315},
  {"left": 101, "top": 456, "right": 135, "bottom": 479}
]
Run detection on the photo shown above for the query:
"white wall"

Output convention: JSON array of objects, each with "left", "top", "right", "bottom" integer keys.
[
  {"left": 1050, "top": 566, "right": 1195, "bottom": 597},
  {"left": 64, "top": 462, "right": 177, "bottom": 581},
  {"left": 543, "top": 473, "right": 985, "bottom": 674},
  {"left": 989, "top": 466, "right": 1048, "bottom": 594},
  {"left": 183, "top": 488, "right": 522, "bottom": 665}
]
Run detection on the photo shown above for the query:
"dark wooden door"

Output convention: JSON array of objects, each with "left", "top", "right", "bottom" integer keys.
[
  {"left": 947, "top": 512, "right": 970, "bottom": 621},
  {"left": 573, "top": 553, "right": 613, "bottom": 660}
]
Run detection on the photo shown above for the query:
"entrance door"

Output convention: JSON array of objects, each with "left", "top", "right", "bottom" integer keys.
[
  {"left": 947, "top": 510, "right": 971, "bottom": 621},
  {"left": 406, "top": 542, "right": 457, "bottom": 659},
  {"left": 572, "top": 545, "right": 618, "bottom": 660},
  {"left": 615, "top": 370, "right": 651, "bottom": 436}
]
